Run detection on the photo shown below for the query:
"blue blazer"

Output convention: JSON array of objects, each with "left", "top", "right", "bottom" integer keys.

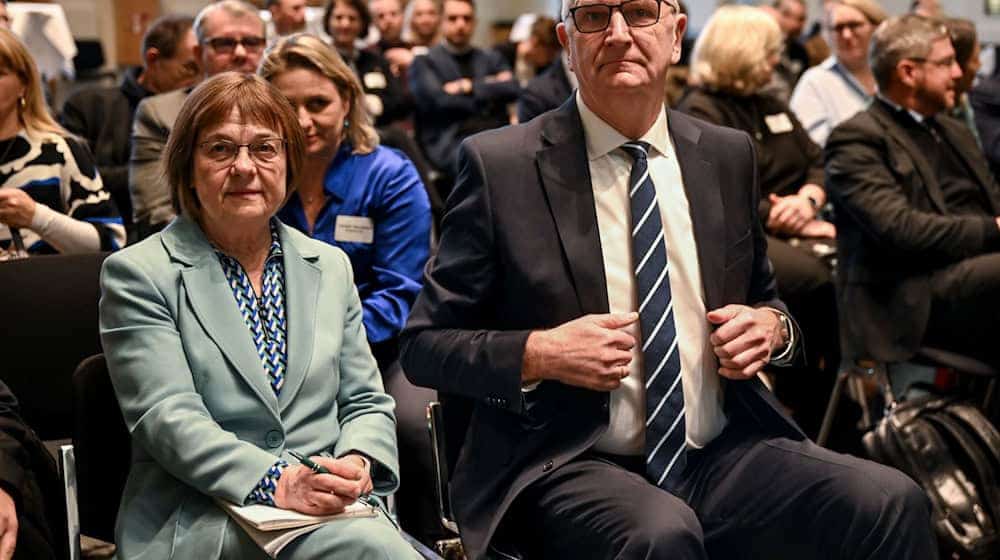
[{"left": 99, "top": 216, "right": 398, "bottom": 559}]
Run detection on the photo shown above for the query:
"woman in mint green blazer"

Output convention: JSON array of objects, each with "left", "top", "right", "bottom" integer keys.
[{"left": 98, "top": 73, "right": 418, "bottom": 559}]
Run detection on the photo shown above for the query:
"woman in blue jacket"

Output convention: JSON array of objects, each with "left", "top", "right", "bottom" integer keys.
[{"left": 260, "top": 33, "right": 440, "bottom": 544}]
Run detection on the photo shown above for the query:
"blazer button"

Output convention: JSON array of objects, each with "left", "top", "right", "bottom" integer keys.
[
  {"left": 542, "top": 460, "right": 554, "bottom": 473},
  {"left": 265, "top": 430, "right": 283, "bottom": 449}
]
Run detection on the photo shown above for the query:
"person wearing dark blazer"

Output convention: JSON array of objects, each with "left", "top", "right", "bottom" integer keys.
[
  {"left": 401, "top": 1, "right": 934, "bottom": 559},
  {"left": 517, "top": 53, "right": 573, "bottom": 123},
  {"left": 408, "top": 0, "right": 519, "bottom": 175},
  {"left": 0, "top": 381, "right": 66, "bottom": 560},
  {"left": 826, "top": 15, "right": 1000, "bottom": 366},
  {"left": 970, "top": 73, "right": 1000, "bottom": 180}
]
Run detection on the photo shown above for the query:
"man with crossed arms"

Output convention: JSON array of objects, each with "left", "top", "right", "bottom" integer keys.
[{"left": 401, "top": 0, "right": 934, "bottom": 558}]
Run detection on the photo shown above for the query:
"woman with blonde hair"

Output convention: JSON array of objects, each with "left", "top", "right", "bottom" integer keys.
[
  {"left": 678, "top": 5, "right": 838, "bottom": 438},
  {"left": 0, "top": 29, "right": 123, "bottom": 257},
  {"left": 260, "top": 33, "right": 438, "bottom": 543},
  {"left": 791, "top": 0, "right": 888, "bottom": 146}
]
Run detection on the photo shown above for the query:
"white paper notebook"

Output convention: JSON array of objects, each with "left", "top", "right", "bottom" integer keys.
[{"left": 217, "top": 500, "right": 377, "bottom": 557}]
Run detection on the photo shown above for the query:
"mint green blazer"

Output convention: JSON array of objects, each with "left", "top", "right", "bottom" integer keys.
[{"left": 99, "top": 216, "right": 399, "bottom": 559}]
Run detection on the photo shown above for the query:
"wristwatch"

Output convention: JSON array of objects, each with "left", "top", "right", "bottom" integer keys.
[{"left": 776, "top": 312, "right": 792, "bottom": 349}]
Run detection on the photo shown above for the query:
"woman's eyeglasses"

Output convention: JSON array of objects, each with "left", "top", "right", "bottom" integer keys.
[{"left": 197, "top": 138, "right": 286, "bottom": 166}]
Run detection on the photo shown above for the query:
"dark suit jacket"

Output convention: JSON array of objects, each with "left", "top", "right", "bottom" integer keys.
[
  {"left": 400, "top": 99, "right": 805, "bottom": 559},
  {"left": 970, "top": 75, "right": 1000, "bottom": 180},
  {"left": 517, "top": 56, "right": 572, "bottom": 123},
  {"left": 60, "top": 67, "right": 151, "bottom": 227},
  {"left": 409, "top": 44, "right": 519, "bottom": 174},
  {"left": 0, "top": 381, "right": 66, "bottom": 560},
  {"left": 825, "top": 98, "right": 1000, "bottom": 362}
]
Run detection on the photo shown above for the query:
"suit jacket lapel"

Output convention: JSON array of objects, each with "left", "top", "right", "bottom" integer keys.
[
  {"left": 276, "top": 224, "right": 321, "bottom": 412},
  {"left": 870, "top": 101, "right": 950, "bottom": 213},
  {"left": 668, "top": 111, "right": 725, "bottom": 310},
  {"left": 536, "top": 99, "right": 610, "bottom": 315},
  {"left": 162, "top": 217, "right": 280, "bottom": 414}
]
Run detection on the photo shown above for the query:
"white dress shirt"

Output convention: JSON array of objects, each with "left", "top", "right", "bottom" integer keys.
[{"left": 577, "top": 94, "right": 728, "bottom": 455}]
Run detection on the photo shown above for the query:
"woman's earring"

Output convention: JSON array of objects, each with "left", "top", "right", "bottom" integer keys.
[
  {"left": 343, "top": 119, "right": 350, "bottom": 129},
  {"left": 18, "top": 97, "right": 25, "bottom": 109}
]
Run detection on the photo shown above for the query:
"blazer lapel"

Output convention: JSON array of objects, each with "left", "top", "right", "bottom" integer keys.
[
  {"left": 535, "top": 99, "right": 609, "bottom": 315},
  {"left": 870, "top": 102, "right": 950, "bottom": 214},
  {"left": 668, "top": 111, "right": 725, "bottom": 310},
  {"left": 163, "top": 218, "right": 280, "bottom": 414},
  {"left": 275, "top": 224, "right": 321, "bottom": 412}
]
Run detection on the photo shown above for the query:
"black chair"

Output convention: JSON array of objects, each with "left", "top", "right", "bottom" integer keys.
[
  {"left": 818, "top": 347, "right": 999, "bottom": 447},
  {"left": 71, "top": 354, "right": 129, "bottom": 546},
  {"left": 0, "top": 252, "right": 107, "bottom": 440},
  {"left": 427, "top": 401, "right": 463, "bottom": 557}
]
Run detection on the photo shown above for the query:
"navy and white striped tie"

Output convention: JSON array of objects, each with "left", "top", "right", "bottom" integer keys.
[{"left": 621, "top": 141, "right": 687, "bottom": 491}]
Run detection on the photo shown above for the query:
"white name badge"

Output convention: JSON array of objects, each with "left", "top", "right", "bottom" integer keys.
[
  {"left": 364, "top": 72, "right": 387, "bottom": 90},
  {"left": 334, "top": 215, "right": 375, "bottom": 244},
  {"left": 764, "top": 112, "right": 794, "bottom": 134}
]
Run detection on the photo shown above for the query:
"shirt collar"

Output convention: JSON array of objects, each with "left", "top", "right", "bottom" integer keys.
[
  {"left": 576, "top": 90, "right": 672, "bottom": 161},
  {"left": 877, "top": 93, "right": 930, "bottom": 124},
  {"left": 321, "top": 143, "right": 354, "bottom": 200},
  {"left": 214, "top": 219, "right": 284, "bottom": 263}
]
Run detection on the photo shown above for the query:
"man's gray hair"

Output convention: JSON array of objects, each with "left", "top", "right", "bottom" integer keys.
[
  {"left": 869, "top": 14, "right": 949, "bottom": 91},
  {"left": 194, "top": 0, "right": 264, "bottom": 44}
]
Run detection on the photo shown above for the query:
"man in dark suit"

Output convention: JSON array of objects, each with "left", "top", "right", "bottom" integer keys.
[
  {"left": 970, "top": 72, "right": 1000, "bottom": 179},
  {"left": 826, "top": 15, "right": 1000, "bottom": 366},
  {"left": 60, "top": 14, "right": 198, "bottom": 237},
  {"left": 0, "top": 380, "right": 66, "bottom": 560},
  {"left": 517, "top": 53, "right": 574, "bottom": 123},
  {"left": 401, "top": 1, "right": 934, "bottom": 559},
  {"left": 408, "top": 0, "right": 519, "bottom": 175}
]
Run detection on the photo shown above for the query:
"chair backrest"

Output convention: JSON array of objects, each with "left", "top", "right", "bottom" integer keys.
[
  {"left": 71, "top": 353, "right": 130, "bottom": 544},
  {"left": 0, "top": 253, "right": 107, "bottom": 440}
]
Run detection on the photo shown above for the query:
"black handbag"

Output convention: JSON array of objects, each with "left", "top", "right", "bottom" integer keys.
[{"left": 863, "top": 393, "right": 1000, "bottom": 559}]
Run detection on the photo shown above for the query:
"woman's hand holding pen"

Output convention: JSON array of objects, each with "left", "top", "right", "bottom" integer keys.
[{"left": 273, "top": 456, "right": 372, "bottom": 515}]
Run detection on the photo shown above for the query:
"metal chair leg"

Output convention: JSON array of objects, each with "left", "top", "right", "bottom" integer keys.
[{"left": 818, "top": 369, "right": 851, "bottom": 447}]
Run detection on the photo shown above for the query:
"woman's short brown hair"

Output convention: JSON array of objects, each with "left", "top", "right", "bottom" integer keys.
[
  {"left": 259, "top": 33, "right": 378, "bottom": 155},
  {"left": 165, "top": 72, "right": 305, "bottom": 222},
  {"left": 323, "top": 0, "right": 371, "bottom": 40}
]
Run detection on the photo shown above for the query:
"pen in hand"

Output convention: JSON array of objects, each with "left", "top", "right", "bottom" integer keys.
[{"left": 288, "top": 450, "right": 378, "bottom": 507}]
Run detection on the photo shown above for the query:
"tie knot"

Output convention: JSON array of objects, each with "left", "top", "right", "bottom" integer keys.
[{"left": 621, "top": 141, "right": 650, "bottom": 162}]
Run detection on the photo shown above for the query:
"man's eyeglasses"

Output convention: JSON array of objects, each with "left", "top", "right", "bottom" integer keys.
[
  {"left": 826, "top": 21, "right": 868, "bottom": 35},
  {"left": 203, "top": 36, "right": 266, "bottom": 54},
  {"left": 198, "top": 139, "right": 286, "bottom": 166},
  {"left": 569, "top": 0, "right": 674, "bottom": 34},
  {"left": 909, "top": 55, "right": 957, "bottom": 69}
]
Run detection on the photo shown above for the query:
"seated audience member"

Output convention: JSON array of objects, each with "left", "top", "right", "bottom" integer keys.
[
  {"left": 260, "top": 33, "right": 439, "bottom": 544},
  {"left": 510, "top": 16, "right": 560, "bottom": 87},
  {"left": 401, "top": 0, "right": 935, "bottom": 558},
  {"left": 678, "top": 5, "right": 838, "bottom": 435},
  {"left": 0, "top": 29, "right": 124, "bottom": 256},
  {"left": 945, "top": 18, "right": 982, "bottom": 145},
  {"left": 99, "top": 72, "right": 418, "bottom": 559},
  {"left": 790, "top": 0, "right": 887, "bottom": 146},
  {"left": 369, "top": 0, "right": 414, "bottom": 77},
  {"left": 826, "top": 15, "right": 1000, "bottom": 366},
  {"left": 970, "top": 71, "right": 1000, "bottom": 179},
  {"left": 326, "top": 0, "right": 411, "bottom": 128},
  {"left": 129, "top": 0, "right": 265, "bottom": 241},
  {"left": 61, "top": 15, "right": 198, "bottom": 236},
  {"left": 402, "top": 0, "right": 440, "bottom": 51},
  {"left": 761, "top": 0, "right": 811, "bottom": 102},
  {"left": 266, "top": 0, "right": 325, "bottom": 46},
  {"left": 911, "top": 0, "right": 943, "bottom": 17},
  {"left": 517, "top": 49, "right": 574, "bottom": 123},
  {"left": 0, "top": 380, "right": 66, "bottom": 560},
  {"left": 409, "top": 0, "right": 518, "bottom": 176}
]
